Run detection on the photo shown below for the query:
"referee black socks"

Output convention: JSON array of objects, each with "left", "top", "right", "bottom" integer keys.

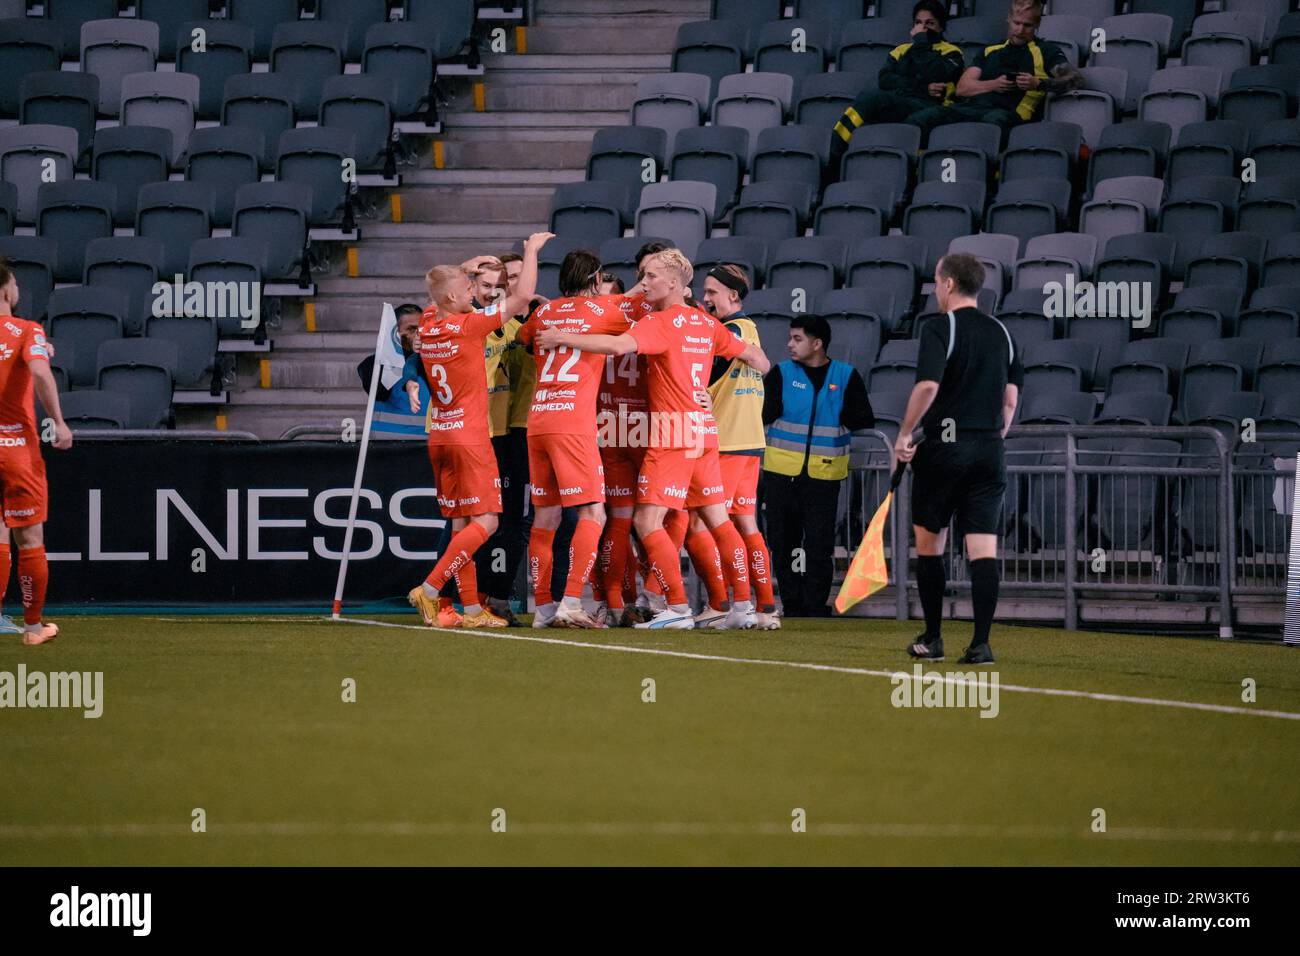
[
  {"left": 916, "top": 555, "right": 945, "bottom": 642},
  {"left": 969, "top": 558, "right": 999, "bottom": 650}
]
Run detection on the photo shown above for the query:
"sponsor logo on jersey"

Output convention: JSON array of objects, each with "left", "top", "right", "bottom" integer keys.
[
  {"left": 558, "top": 486, "right": 585, "bottom": 496},
  {"left": 663, "top": 484, "right": 687, "bottom": 498},
  {"left": 0, "top": 436, "right": 27, "bottom": 447}
]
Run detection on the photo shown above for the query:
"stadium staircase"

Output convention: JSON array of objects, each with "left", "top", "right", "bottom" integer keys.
[{"left": 193, "top": 0, "right": 711, "bottom": 439}]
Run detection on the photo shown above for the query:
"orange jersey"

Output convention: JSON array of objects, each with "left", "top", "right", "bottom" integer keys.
[
  {"left": 596, "top": 296, "right": 652, "bottom": 449},
  {"left": 516, "top": 294, "right": 638, "bottom": 436},
  {"left": 417, "top": 304, "right": 503, "bottom": 445},
  {"left": 0, "top": 317, "right": 50, "bottom": 443},
  {"left": 628, "top": 303, "right": 746, "bottom": 450}
]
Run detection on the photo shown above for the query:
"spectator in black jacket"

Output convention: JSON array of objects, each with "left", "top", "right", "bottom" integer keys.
[{"left": 830, "top": 0, "right": 963, "bottom": 169}]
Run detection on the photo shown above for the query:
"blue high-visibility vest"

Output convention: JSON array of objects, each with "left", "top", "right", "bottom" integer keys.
[{"left": 763, "top": 359, "right": 852, "bottom": 480}]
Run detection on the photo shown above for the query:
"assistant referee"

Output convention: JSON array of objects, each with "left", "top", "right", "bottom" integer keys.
[{"left": 893, "top": 253, "right": 1023, "bottom": 664}]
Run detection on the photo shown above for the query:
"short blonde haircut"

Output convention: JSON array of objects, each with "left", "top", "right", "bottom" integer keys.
[
  {"left": 1010, "top": 0, "right": 1043, "bottom": 18},
  {"left": 647, "top": 248, "right": 694, "bottom": 287},
  {"left": 425, "top": 264, "right": 463, "bottom": 304}
]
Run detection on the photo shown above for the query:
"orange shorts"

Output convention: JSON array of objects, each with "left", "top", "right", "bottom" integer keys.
[
  {"left": 600, "top": 446, "right": 646, "bottom": 507},
  {"left": 0, "top": 446, "right": 47, "bottom": 528},
  {"left": 636, "top": 445, "right": 725, "bottom": 510},
  {"left": 427, "top": 441, "right": 501, "bottom": 518},
  {"left": 720, "top": 453, "right": 761, "bottom": 516},
  {"left": 529, "top": 432, "right": 604, "bottom": 508}
]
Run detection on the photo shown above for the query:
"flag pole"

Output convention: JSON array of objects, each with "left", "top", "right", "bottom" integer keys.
[{"left": 332, "top": 303, "right": 393, "bottom": 619}]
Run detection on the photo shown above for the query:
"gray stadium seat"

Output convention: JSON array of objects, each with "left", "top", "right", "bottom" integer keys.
[
  {"left": 121, "top": 71, "right": 199, "bottom": 167},
  {"left": 269, "top": 21, "right": 345, "bottom": 119},
  {"left": 692, "top": 235, "right": 770, "bottom": 287},
  {"left": 986, "top": 179, "right": 1070, "bottom": 256},
  {"left": 222, "top": 73, "right": 297, "bottom": 172},
  {"left": 1019, "top": 390, "right": 1096, "bottom": 426},
  {"left": 712, "top": 72, "right": 791, "bottom": 163},
  {"left": 751, "top": 125, "right": 830, "bottom": 198},
  {"left": 1166, "top": 119, "right": 1249, "bottom": 182},
  {"left": 48, "top": 285, "right": 127, "bottom": 388},
  {"left": 404, "top": 0, "right": 475, "bottom": 61},
  {"left": 847, "top": 236, "right": 926, "bottom": 331},
  {"left": 840, "top": 123, "right": 920, "bottom": 214},
  {"left": 136, "top": 181, "right": 215, "bottom": 279},
  {"left": 742, "top": 288, "right": 802, "bottom": 326},
  {"left": 1102, "top": 13, "right": 1174, "bottom": 57},
  {"left": 275, "top": 126, "right": 358, "bottom": 226},
  {"left": 767, "top": 237, "right": 846, "bottom": 296},
  {"left": 83, "top": 236, "right": 166, "bottom": 337},
  {"left": 0, "top": 236, "right": 55, "bottom": 322},
  {"left": 587, "top": 126, "right": 669, "bottom": 221},
  {"left": 362, "top": 22, "right": 435, "bottom": 120},
  {"left": 1080, "top": 197, "right": 1147, "bottom": 253},
  {"left": 1238, "top": 175, "right": 1300, "bottom": 239},
  {"left": 0, "top": 124, "right": 78, "bottom": 225},
  {"left": 1040, "top": 14, "right": 1091, "bottom": 67},
  {"left": 18, "top": 71, "right": 98, "bottom": 166},
  {"left": 1092, "top": 34, "right": 1160, "bottom": 113},
  {"left": 814, "top": 181, "right": 891, "bottom": 240},
  {"left": 231, "top": 182, "right": 311, "bottom": 281},
  {"left": 1158, "top": 284, "right": 1243, "bottom": 343},
  {"left": 91, "top": 125, "right": 171, "bottom": 227},
  {"left": 96, "top": 338, "right": 177, "bottom": 429},
  {"left": 184, "top": 126, "right": 264, "bottom": 229},
  {"left": 997, "top": 288, "right": 1055, "bottom": 345},
  {"left": 227, "top": 0, "right": 302, "bottom": 62},
  {"left": 754, "top": 18, "right": 831, "bottom": 83},
  {"left": 1096, "top": 232, "right": 1175, "bottom": 311},
  {"left": 796, "top": 71, "right": 871, "bottom": 130},
  {"left": 549, "top": 181, "right": 628, "bottom": 242},
  {"left": 671, "top": 125, "right": 748, "bottom": 220},
  {"left": 1158, "top": 175, "right": 1242, "bottom": 275},
  {"left": 905, "top": 181, "right": 984, "bottom": 275},
  {"left": 634, "top": 180, "right": 716, "bottom": 262},
  {"left": 1185, "top": 338, "right": 1264, "bottom": 398},
  {"left": 45, "top": 0, "right": 119, "bottom": 55},
  {"left": 1088, "top": 120, "right": 1170, "bottom": 191},
  {"left": 1133, "top": 0, "right": 1196, "bottom": 48},
  {"left": 1109, "top": 338, "right": 1189, "bottom": 397},
  {"left": 320, "top": 74, "right": 397, "bottom": 174},
  {"left": 1024, "top": 339, "right": 1098, "bottom": 393},
  {"left": 729, "top": 181, "right": 813, "bottom": 244},
  {"left": 1237, "top": 285, "right": 1300, "bottom": 340},
  {"left": 632, "top": 73, "right": 711, "bottom": 145},
  {"left": 82, "top": 19, "right": 159, "bottom": 117},
  {"left": 1250, "top": 119, "right": 1300, "bottom": 181},
  {"left": 816, "top": 287, "right": 894, "bottom": 330},
  {"left": 1140, "top": 67, "right": 1225, "bottom": 140},
  {"left": 0, "top": 19, "right": 62, "bottom": 117},
  {"left": 36, "top": 180, "right": 115, "bottom": 283},
  {"left": 60, "top": 390, "right": 132, "bottom": 430},
  {"left": 1263, "top": 231, "right": 1300, "bottom": 286},
  {"left": 1014, "top": 232, "right": 1098, "bottom": 290},
  {"left": 672, "top": 21, "right": 748, "bottom": 100},
  {"left": 1047, "top": 66, "right": 1124, "bottom": 148},
  {"left": 1272, "top": 11, "right": 1300, "bottom": 66},
  {"left": 1002, "top": 121, "right": 1082, "bottom": 183},
  {"left": 139, "top": 0, "right": 213, "bottom": 62},
  {"left": 920, "top": 122, "right": 1001, "bottom": 183},
  {"left": 1092, "top": 176, "right": 1164, "bottom": 221},
  {"left": 146, "top": 311, "right": 217, "bottom": 390},
  {"left": 187, "top": 237, "right": 268, "bottom": 338},
  {"left": 176, "top": 20, "right": 254, "bottom": 121},
  {"left": 1184, "top": 231, "right": 1265, "bottom": 291},
  {"left": 948, "top": 232, "right": 1020, "bottom": 293},
  {"left": 837, "top": 18, "right": 901, "bottom": 77},
  {"left": 316, "top": 0, "right": 387, "bottom": 62},
  {"left": 713, "top": 0, "right": 783, "bottom": 31},
  {"left": 1220, "top": 65, "right": 1300, "bottom": 136}
]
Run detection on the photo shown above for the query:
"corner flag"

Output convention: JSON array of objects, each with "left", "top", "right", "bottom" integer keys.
[{"left": 834, "top": 460, "right": 907, "bottom": 614}]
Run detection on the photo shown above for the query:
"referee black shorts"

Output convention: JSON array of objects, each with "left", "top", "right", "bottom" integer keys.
[{"left": 910, "top": 436, "right": 1006, "bottom": 538}]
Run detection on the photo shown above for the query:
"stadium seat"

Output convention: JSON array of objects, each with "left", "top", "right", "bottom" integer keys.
[
  {"left": 81, "top": 18, "right": 159, "bottom": 118},
  {"left": 1079, "top": 197, "right": 1148, "bottom": 253},
  {"left": 146, "top": 310, "right": 217, "bottom": 390},
  {"left": 0, "top": 237, "right": 55, "bottom": 322},
  {"left": 1184, "top": 231, "right": 1266, "bottom": 292},
  {"left": 269, "top": 22, "right": 345, "bottom": 120},
  {"left": 751, "top": 125, "right": 830, "bottom": 199},
  {"left": 226, "top": 0, "right": 302, "bottom": 62},
  {"left": 1019, "top": 390, "right": 1096, "bottom": 426},
  {"left": 1249, "top": 119, "right": 1300, "bottom": 182},
  {"left": 1091, "top": 34, "right": 1160, "bottom": 114},
  {"left": 1039, "top": 14, "right": 1091, "bottom": 67},
  {"left": 816, "top": 287, "right": 894, "bottom": 328},
  {"left": 713, "top": 0, "right": 783, "bottom": 32},
  {"left": 221, "top": 73, "right": 297, "bottom": 172},
  {"left": 946, "top": 16, "right": 1008, "bottom": 65},
  {"left": 986, "top": 179, "right": 1070, "bottom": 256},
  {"left": 813, "top": 181, "right": 891, "bottom": 241},
  {"left": 1238, "top": 176, "right": 1300, "bottom": 239},
  {"left": 1025, "top": 339, "right": 1100, "bottom": 392},
  {"left": 1092, "top": 175, "right": 1164, "bottom": 223},
  {"left": 48, "top": 285, "right": 127, "bottom": 388},
  {"left": 1014, "top": 232, "right": 1098, "bottom": 290},
  {"left": 670, "top": 125, "right": 748, "bottom": 220},
  {"left": 275, "top": 127, "right": 357, "bottom": 227},
  {"left": 1087, "top": 120, "right": 1170, "bottom": 191},
  {"left": 1220, "top": 65, "right": 1300, "bottom": 135},
  {"left": 0, "top": 124, "right": 78, "bottom": 225},
  {"left": 121, "top": 72, "right": 199, "bottom": 168},
  {"left": 90, "top": 125, "right": 172, "bottom": 228},
  {"left": 998, "top": 288, "right": 1055, "bottom": 343},
  {"left": 1140, "top": 66, "right": 1224, "bottom": 140},
  {"left": 1001, "top": 121, "right": 1082, "bottom": 183},
  {"left": 905, "top": 181, "right": 984, "bottom": 275},
  {"left": 1184, "top": 389, "right": 1264, "bottom": 430},
  {"left": 1236, "top": 285, "right": 1300, "bottom": 340},
  {"left": 837, "top": 18, "right": 901, "bottom": 77},
  {"left": 1047, "top": 66, "right": 1124, "bottom": 148},
  {"left": 729, "top": 182, "right": 812, "bottom": 244},
  {"left": 1185, "top": 12, "right": 1265, "bottom": 69},
  {"left": 846, "top": 235, "right": 926, "bottom": 331},
  {"left": 404, "top": 0, "right": 476, "bottom": 62},
  {"left": 315, "top": 0, "right": 386, "bottom": 63},
  {"left": 1102, "top": 13, "right": 1174, "bottom": 57},
  {"left": 711, "top": 72, "right": 791, "bottom": 164},
  {"left": 318, "top": 74, "right": 396, "bottom": 175},
  {"left": 361, "top": 23, "right": 435, "bottom": 121},
  {"left": 0, "top": 182, "right": 14, "bottom": 237},
  {"left": 183, "top": 127, "right": 263, "bottom": 230},
  {"left": 672, "top": 21, "right": 749, "bottom": 100},
  {"left": 596, "top": 236, "right": 664, "bottom": 292},
  {"left": 754, "top": 19, "right": 831, "bottom": 84},
  {"left": 695, "top": 235, "right": 769, "bottom": 285},
  {"left": 1157, "top": 175, "right": 1242, "bottom": 276},
  {"left": 176, "top": 21, "right": 254, "bottom": 122},
  {"left": 549, "top": 181, "right": 627, "bottom": 243},
  {"left": 1261, "top": 231, "right": 1300, "bottom": 286},
  {"left": 948, "top": 233, "right": 1019, "bottom": 295},
  {"left": 231, "top": 182, "right": 311, "bottom": 281},
  {"left": 744, "top": 287, "right": 802, "bottom": 325},
  {"left": 1271, "top": 10, "right": 1300, "bottom": 66},
  {"left": 587, "top": 126, "right": 669, "bottom": 221},
  {"left": 1158, "top": 284, "right": 1243, "bottom": 343},
  {"left": 59, "top": 390, "right": 132, "bottom": 430},
  {"left": 1109, "top": 338, "right": 1189, "bottom": 396},
  {"left": 920, "top": 122, "right": 1000, "bottom": 184},
  {"left": 840, "top": 123, "right": 920, "bottom": 215},
  {"left": 1185, "top": 338, "right": 1264, "bottom": 397},
  {"left": 632, "top": 73, "right": 711, "bottom": 146},
  {"left": 36, "top": 180, "right": 116, "bottom": 283},
  {"left": 83, "top": 237, "right": 165, "bottom": 338},
  {"left": 1097, "top": 232, "right": 1176, "bottom": 310},
  {"left": 1166, "top": 119, "right": 1249, "bottom": 182},
  {"left": 136, "top": 182, "right": 215, "bottom": 280},
  {"left": 139, "top": 0, "right": 212, "bottom": 62},
  {"left": 0, "top": 19, "right": 62, "bottom": 118},
  {"left": 18, "top": 71, "right": 98, "bottom": 166},
  {"left": 187, "top": 237, "right": 268, "bottom": 338},
  {"left": 796, "top": 71, "right": 871, "bottom": 130},
  {"left": 635, "top": 180, "right": 716, "bottom": 262},
  {"left": 1258, "top": 344, "right": 1300, "bottom": 404},
  {"left": 767, "top": 237, "right": 846, "bottom": 296},
  {"left": 96, "top": 338, "right": 177, "bottom": 429}
]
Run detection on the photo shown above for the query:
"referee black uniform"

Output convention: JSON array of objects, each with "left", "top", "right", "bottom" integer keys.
[{"left": 905, "top": 288, "right": 1023, "bottom": 664}]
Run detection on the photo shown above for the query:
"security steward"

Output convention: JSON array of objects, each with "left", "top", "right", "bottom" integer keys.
[
  {"left": 762, "top": 315, "right": 874, "bottom": 618},
  {"left": 894, "top": 253, "right": 1023, "bottom": 665}
]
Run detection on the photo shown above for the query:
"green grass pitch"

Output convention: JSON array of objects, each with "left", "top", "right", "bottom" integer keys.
[{"left": 1, "top": 614, "right": 1297, "bottom": 866}]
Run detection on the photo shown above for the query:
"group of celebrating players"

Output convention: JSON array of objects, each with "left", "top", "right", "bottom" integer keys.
[{"left": 404, "top": 233, "right": 782, "bottom": 631}]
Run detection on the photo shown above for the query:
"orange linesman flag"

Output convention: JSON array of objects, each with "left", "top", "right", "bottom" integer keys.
[{"left": 835, "top": 461, "right": 907, "bottom": 614}]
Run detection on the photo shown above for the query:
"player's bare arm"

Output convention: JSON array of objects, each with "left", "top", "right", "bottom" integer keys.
[
  {"left": 894, "top": 379, "right": 940, "bottom": 464},
  {"left": 738, "top": 342, "right": 771, "bottom": 375},
  {"left": 502, "top": 231, "right": 555, "bottom": 319},
  {"left": 29, "top": 360, "right": 72, "bottom": 450},
  {"left": 1001, "top": 383, "right": 1019, "bottom": 439}
]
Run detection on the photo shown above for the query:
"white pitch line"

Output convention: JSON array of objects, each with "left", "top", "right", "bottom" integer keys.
[
  {"left": 331, "top": 615, "right": 1300, "bottom": 722},
  {"left": 1, "top": 821, "right": 1298, "bottom": 844}
]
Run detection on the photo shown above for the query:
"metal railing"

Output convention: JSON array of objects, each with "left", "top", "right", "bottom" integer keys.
[{"left": 838, "top": 425, "right": 1297, "bottom": 636}]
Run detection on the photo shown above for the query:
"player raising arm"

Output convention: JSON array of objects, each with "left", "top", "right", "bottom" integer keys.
[
  {"left": 404, "top": 231, "right": 552, "bottom": 629},
  {"left": 539, "top": 249, "right": 769, "bottom": 630},
  {"left": 0, "top": 261, "right": 73, "bottom": 645}
]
